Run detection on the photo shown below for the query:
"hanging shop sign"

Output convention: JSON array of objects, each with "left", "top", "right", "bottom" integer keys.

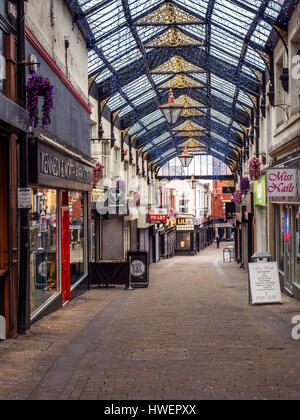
[
  {"left": 266, "top": 169, "right": 297, "bottom": 197},
  {"left": 254, "top": 176, "right": 266, "bottom": 206},
  {"left": 176, "top": 217, "right": 194, "bottom": 231},
  {"left": 248, "top": 262, "right": 282, "bottom": 305},
  {"left": 166, "top": 218, "right": 177, "bottom": 228},
  {"left": 92, "top": 188, "right": 105, "bottom": 203},
  {"left": 29, "top": 140, "right": 93, "bottom": 191},
  {"left": 149, "top": 214, "right": 168, "bottom": 222}
]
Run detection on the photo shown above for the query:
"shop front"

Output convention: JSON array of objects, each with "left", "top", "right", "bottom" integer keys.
[
  {"left": 28, "top": 137, "right": 93, "bottom": 320},
  {"left": 160, "top": 218, "right": 176, "bottom": 260},
  {"left": 268, "top": 164, "right": 300, "bottom": 300},
  {"left": 175, "top": 215, "right": 196, "bottom": 256},
  {"left": 254, "top": 176, "right": 268, "bottom": 253}
]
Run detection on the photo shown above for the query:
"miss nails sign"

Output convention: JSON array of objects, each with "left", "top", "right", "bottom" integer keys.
[{"left": 266, "top": 169, "right": 297, "bottom": 197}]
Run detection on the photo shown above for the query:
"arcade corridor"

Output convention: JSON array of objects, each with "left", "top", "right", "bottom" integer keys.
[{"left": 0, "top": 243, "right": 299, "bottom": 401}]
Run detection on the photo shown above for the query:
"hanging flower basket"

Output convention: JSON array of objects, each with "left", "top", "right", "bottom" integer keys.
[
  {"left": 232, "top": 189, "right": 242, "bottom": 205},
  {"left": 248, "top": 156, "right": 261, "bottom": 181},
  {"left": 26, "top": 73, "right": 54, "bottom": 129},
  {"left": 93, "top": 162, "right": 104, "bottom": 186},
  {"left": 240, "top": 177, "right": 250, "bottom": 195}
]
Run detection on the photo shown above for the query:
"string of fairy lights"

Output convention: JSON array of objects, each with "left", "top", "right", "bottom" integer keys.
[{"left": 69, "top": 0, "right": 295, "bottom": 172}]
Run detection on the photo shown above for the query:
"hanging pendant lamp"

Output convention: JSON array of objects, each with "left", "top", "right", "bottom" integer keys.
[
  {"left": 159, "top": 89, "right": 183, "bottom": 125},
  {"left": 178, "top": 145, "right": 193, "bottom": 168}
]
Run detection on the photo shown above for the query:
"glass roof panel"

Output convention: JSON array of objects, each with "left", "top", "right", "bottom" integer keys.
[{"left": 77, "top": 0, "right": 285, "bottom": 165}]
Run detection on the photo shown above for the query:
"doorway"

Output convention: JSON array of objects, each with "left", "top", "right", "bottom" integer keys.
[
  {"left": 284, "top": 206, "right": 294, "bottom": 294},
  {"left": 61, "top": 207, "right": 70, "bottom": 304}
]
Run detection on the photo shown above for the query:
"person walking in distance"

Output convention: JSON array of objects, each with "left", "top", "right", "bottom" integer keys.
[{"left": 216, "top": 235, "right": 220, "bottom": 249}]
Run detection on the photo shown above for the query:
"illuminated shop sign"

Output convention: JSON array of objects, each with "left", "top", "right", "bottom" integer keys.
[{"left": 176, "top": 217, "right": 194, "bottom": 231}]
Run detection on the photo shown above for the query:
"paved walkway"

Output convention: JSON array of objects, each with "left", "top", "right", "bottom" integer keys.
[{"left": 1, "top": 243, "right": 300, "bottom": 400}]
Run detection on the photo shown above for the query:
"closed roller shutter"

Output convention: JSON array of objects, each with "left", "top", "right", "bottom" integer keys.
[
  {"left": 139, "top": 230, "right": 145, "bottom": 251},
  {"left": 102, "top": 218, "right": 123, "bottom": 260},
  {"left": 144, "top": 228, "right": 150, "bottom": 254}
]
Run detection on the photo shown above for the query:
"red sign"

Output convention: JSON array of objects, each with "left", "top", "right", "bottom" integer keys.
[{"left": 149, "top": 214, "right": 168, "bottom": 222}]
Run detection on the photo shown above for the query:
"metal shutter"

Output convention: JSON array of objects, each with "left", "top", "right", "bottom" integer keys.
[{"left": 102, "top": 218, "right": 123, "bottom": 260}]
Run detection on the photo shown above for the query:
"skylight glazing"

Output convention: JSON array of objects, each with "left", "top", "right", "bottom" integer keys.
[{"left": 76, "top": 0, "right": 285, "bottom": 168}]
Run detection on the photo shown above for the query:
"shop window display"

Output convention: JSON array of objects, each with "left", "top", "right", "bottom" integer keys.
[
  {"left": 69, "top": 192, "right": 85, "bottom": 285},
  {"left": 30, "top": 189, "right": 58, "bottom": 315}
]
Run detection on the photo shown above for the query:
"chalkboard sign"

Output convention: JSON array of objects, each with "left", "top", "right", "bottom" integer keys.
[
  {"left": 248, "top": 262, "right": 282, "bottom": 305},
  {"left": 127, "top": 251, "right": 149, "bottom": 288}
]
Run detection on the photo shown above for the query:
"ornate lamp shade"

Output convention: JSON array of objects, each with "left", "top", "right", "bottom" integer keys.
[
  {"left": 159, "top": 89, "right": 183, "bottom": 125},
  {"left": 178, "top": 145, "right": 193, "bottom": 168},
  {"left": 191, "top": 175, "right": 197, "bottom": 189}
]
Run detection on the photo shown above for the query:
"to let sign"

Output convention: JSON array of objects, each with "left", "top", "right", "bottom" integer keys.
[
  {"left": 149, "top": 214, "right": 168, "bottom": 222},
  {"left": 266, "top": 169, "right": 297, "bottom": 197}
]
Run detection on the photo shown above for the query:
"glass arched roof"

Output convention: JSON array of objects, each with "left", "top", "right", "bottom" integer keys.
[{"left": 71, "top": 0, "right": 288, "bottom": 171}]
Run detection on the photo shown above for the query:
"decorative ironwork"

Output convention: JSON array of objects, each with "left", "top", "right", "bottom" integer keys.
[
  {"left": 179, "top": 138, "right": 207, "bottom": 149},
  {"left": 173, "top": 120, "right": 205, "bottom": 132},
  {"left": 175, "top": 131, "right": 206, "bottom": 137},
  {"left": 136, "top": 2, "right": 203, "bottom": 25},
  {"left": 256, "top": 49, "right": 271, "bottom": 69},
  {"left": 159, "top": 74, "right": 203, "bottom": 89},
  {"left": 247, "top": 94, "right": 258, "bottom": 108},
  {"left": 253, "top": 69, "right": 264, "bottom": 84},
  {"left": 242, "top": 105, "right": 252, "bottom": 119},
  {"left": 152, "top": 56, "right": 204, "bottom": 73},
  {"left": 75, "top": 0, "right": 286, "bottom": 169},
  {"left": 145, "top": 28, "right": 202, "bottom": 47},
  {"left": 274, "top": 26, "right": 288, "bottom": 46},
  {"left": 181, "top": 108, "right": 204, "bottom": 117}
]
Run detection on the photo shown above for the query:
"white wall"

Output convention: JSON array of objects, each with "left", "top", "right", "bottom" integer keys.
[{"left": 25, "top": 0, "right": 88, "bottom": 98}]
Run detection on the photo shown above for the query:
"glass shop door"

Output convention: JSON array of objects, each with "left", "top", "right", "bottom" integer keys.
[
  {"left": 61, "top": 207, "right": 71, "bottom": 304},
  {"left": 284, "top": 206, "right": 294, "bottom": 294}
]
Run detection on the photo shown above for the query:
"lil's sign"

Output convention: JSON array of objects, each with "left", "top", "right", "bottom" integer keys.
[{"left": 266, "top": 169, "right": 297, "bottom": 197}]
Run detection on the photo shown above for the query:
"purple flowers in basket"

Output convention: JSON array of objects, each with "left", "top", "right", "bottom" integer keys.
[
  {"left": 26, "top": 73, "right": 54, "bottom": 129},
  {"left": 240, "top": 177, "right": 250, "bottom": 194}
]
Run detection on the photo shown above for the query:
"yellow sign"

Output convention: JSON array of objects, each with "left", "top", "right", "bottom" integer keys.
[{"left": 92, "top": 189, "right": 104, "bottom": 202}]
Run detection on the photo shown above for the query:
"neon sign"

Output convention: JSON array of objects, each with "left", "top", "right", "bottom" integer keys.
[{"left": 285, "top": 213, "right": 290, "bottom": 242}]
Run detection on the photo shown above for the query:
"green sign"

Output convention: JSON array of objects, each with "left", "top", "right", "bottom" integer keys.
[{"left": 254, "top": 176, "right": 266, "bottom": 206}]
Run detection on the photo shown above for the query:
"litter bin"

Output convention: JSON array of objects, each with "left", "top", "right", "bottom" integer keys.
[
  {"left": 223, "top": 248, "right": 232, "bottom": 263},
  {"left": 251, "top": 252, "right": 272, "bottom": 263}
]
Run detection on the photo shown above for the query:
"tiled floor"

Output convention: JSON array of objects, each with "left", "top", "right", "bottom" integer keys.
[{"left": 1, "top": 243, "right": 300, "bottom": 400}]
